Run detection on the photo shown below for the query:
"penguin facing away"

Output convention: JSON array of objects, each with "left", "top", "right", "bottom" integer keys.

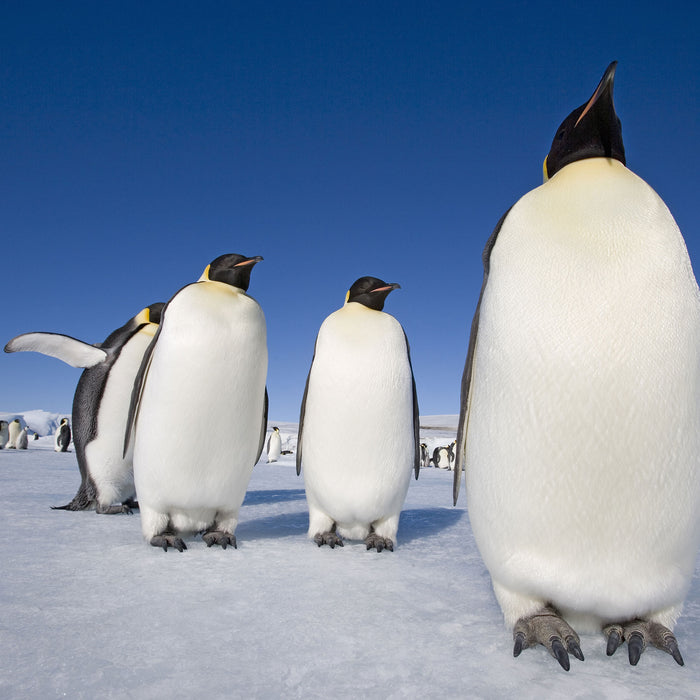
[
  {"left": 297, "top": 276, "right": 420, "bottom": 552},
  {"left": 267, "top": 426, "right": 282, "bottom": 463},
  {"left": 454, "top": 62, "right": 700, "bottom": 670},
  {"left": 4, "top": 303, "right": 164, "bottom": 513},
  {"left": 125, "top": 254, "right": 268, "bottom": 552},
  {"left": 54, "top": 418, "right": 71, "bottom": 452}
]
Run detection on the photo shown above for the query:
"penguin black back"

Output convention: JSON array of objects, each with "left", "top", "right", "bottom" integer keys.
[{"left": 545, "top": 61, "right": 626, "bottom": 180}]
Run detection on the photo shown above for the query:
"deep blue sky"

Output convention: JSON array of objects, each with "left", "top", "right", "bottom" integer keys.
[{"left": 2, "top": 1, "right": 698, "bottom": 419}]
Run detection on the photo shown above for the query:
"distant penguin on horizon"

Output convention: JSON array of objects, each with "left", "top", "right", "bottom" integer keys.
[
  {"left": 126, "top": 254, "right": 268, "bottom": 552},
  {"left": 297, "top": 276, "right": 420, "bottom": 552},
  {"left": 420, "top": 442, "right": 430, "bottom": 469},
  {"left": 454, "top": 62, "right": 700, "bottom": 670},
  {"left": 7, "top": 419, "right": 22, "bottom": 449},
  {"left": 17, "top": 426, "right": 29, "bottom": 450},
  {"left": 5, "top": 303, "right": 164, "bottom": 513},
  {"left": 266, "top": 426, "right": 281, "bottom": 463},
  {"left": 0, "top": 421, "right": 9, "bottom": 449},
  {"left": 54, "top": 418, "right": 71, "bottom": 452}
]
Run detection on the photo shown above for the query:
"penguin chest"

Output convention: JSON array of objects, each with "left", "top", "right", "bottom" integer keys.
[
  {"left": 466, "top": 161, "right": 700, "bottom": 602},
  {"left": 134, "top": 284, "right": 267, "bottom": 508},
  {"left": 302, "top": 308, "right": 414, "bottom": 520}
]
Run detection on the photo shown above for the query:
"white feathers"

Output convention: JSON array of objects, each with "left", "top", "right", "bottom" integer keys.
[
  {"left": 132, "top": 280, "right": 268, "bottom": 541},
  {"left": 4, "top": 332, "right": 108, "bottom": 368},
  {"left": 465, "top": 158, "right": 700, "bottom": 629},
  {"left": 299, "top": 302, "right": 415, "bottom": 543}
]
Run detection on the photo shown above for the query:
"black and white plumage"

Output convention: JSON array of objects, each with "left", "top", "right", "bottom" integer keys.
[
  {"left": 5, "top": 304, "right": 164, "bottom": 513},
  {"left": 297, "top": 277, "right": 420, "bottom": 552},
  {"left": 454, "top": 62, "right": 700, "bottom": 670},
  {"left": 126, "top": 254, "right": 268, "bottom": 552}
]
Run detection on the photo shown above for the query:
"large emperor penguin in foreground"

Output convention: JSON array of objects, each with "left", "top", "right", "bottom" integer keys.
[
  {"left": 297, "top": 277, "right": 420, "bottom": 552},
  {"left": 126, "top": 254, "right": 268, "bottom": 552},
  {"left": 454, "top": 62, "right": 700, "bottom": 670},
  {"left": 5, "top": 304, "right": 164, "bottom": 513}
]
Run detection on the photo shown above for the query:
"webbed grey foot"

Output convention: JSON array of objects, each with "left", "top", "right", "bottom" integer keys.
[
  {"left": 604, "top": 620, "right": 683, "bottom": 666},
  {"left": 96, "top": 502, "right": 133, "bottom": 515},
  {"left": 364, "top": 533, "right": 394, "bottom": 552},
  {"left": 150, "top": 533, "right": 187, "bottom": 552},
  {"left": 513, "top": 606, "right": 584, "bottom": 671},
  {"left": 313, "top": 531, "right": 344, "bottom": 548},
  {"left": 202, "top": 530, "right": 237, "bottom": 549}
]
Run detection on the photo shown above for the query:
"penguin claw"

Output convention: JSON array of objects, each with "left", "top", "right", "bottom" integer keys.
[
  {"left": 364, "top": 534, "right": 394, "bottom": 552},
  {"left": 96, "top": 502, "right": 133, "bottom": 515},
  {"left": 202, "top": 530, "right": 237, "bottom": 549},
  {"left": 512, "top": 607, "right": 583, "bottom": 671},
  {"left": 150, "top": 534, "right": 187, "bottom": 552},
  {"left": 603, "top": 620, "right": 684, "bottom": 666},
  {"left": 313, "top": 531, "right": 344, "bottom": 548}
]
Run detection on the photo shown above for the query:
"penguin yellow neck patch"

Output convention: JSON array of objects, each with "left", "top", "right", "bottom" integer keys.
[{"left": 543, "top": 156, "right": 550, "bottom": 183}]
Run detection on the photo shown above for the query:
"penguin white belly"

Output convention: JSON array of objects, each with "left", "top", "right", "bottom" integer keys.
[
  {"left": 302, "top": 308, "right": 414, "bottom": 541},
  {"left": 85, "top": 327, "right": 156, "bottom": 506},
  {"left": 267, "top": 432, "right": 281, "bottom": 462},
  {"left": 133, "top": 284, "right": 267, "bottom": 537},
  {"left": 466, "top": 160, "right": 700, "bottom": 629}
]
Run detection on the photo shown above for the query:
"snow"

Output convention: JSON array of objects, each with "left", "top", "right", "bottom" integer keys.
[
  {"left": 0, "top": 409, "right": 69, "bottom": 437},
  {"left": 1, "top": 419, "right": 699, "bottom": 699}
]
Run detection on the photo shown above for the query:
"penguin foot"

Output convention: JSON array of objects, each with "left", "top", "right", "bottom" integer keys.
[
  {"left": 96, "top": 503, "right": 133, "bottom": 515},
  {"left": 150, "top": 533, "right": 187, "bottom": 552},
  {"left": 603, "top": 620, "right": 684, "bottom": 666},
  {"left": 313, "top": 531, "right": 344, "bottom": 548},
  {"left": 202, "top": 530, "right": 237, "bottom": 549},
  {"left": 513, "top": 606, "right": 584, "bottom": 671},
  {"left": 364, "top": 533, "right": 394, "bottom": 552},
  {"left": 123, "top": 498, "right": 139, "bottom": 510}
]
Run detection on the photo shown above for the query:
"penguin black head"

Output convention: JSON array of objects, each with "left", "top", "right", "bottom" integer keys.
[
  {"left": 146, "top": 303, "right": 165, "bottom": 325},
  {"left": 346, "top": 276, "right": 401, "bottom": 311},
  {"left": 544, "top": 61, "right": 626, "bottom": 180},
  {"left": 204, "top": 254, "right": 264, "bottom": 291}
]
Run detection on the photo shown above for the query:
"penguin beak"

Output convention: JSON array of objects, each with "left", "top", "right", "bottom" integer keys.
[
  {"left": 234, "top": 256, "right": 264, "bottom": 267},
  {"left": 574, "top": 61, "right": 617, "bottom": 128},
  {"left": 371, "top": 283, "right": 401, "bottom": 294}
]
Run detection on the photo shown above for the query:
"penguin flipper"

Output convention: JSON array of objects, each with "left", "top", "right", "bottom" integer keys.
[
  {"left": 403, "top": 330, "right": 421, "bottom": 480},
  {"left": 4, "top": 332, "right": 107, "bottom": 368},
  {"left": 296, "top": 336, "right": 318, "bottom": 476},
  {"left": 454, "top": 207, "right": 512, "bottom": 505},
  {"left": 123, "top": 323, "right": 161, "bottom": 458},
  {"left": 255, "top": 388, "right": 269, "bottom": 464}
]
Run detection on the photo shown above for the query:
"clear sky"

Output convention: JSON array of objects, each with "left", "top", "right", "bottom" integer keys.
[{"left": 2, "top": 1, "right": 698, "bottom": 420}]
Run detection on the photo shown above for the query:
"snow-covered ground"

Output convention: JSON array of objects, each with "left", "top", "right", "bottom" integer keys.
[{"left": 1, "top": 419, "right": 699, "bottom": 699}]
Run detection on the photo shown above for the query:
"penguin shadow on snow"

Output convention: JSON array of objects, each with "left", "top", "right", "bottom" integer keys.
[
  {"left": 397, "top": 507, "right": 465, "bottom": 546},
  {"left": 241, "top": 487, "right": 306, "bottom": 507}
]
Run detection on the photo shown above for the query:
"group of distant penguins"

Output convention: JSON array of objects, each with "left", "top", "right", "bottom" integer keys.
[
  {"left": 0, "top": 417, "right": 71, "bottom": 452},
  {"left": 4, "top": 63, "right": 699, "bottom": 671}
]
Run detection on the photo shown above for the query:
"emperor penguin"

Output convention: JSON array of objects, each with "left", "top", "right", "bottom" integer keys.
[
  {"left": 17, "top": 426, "right": 29, "bottom": 450},
  {"left": 7, "top": 419, "right": 22, "bottom": 449},
  {"left": 297, "top": 276, "right": 420, "bottom": 551},
  {"left": 420, "top": 442, "right": 430, "bottom": 469},
  {"left": 4, "top": 303, "right": 163, "bottom": 513},
  {"left": 0, "top": 421, "right": 9, "bottom": 449},
  {"left": 125, "top": 254, "right": 268, "bottom": 552},
  {"left": 454, "top": 62, "right": 700, "bottom": 670},
  {"left": 54, "top": 418, "right": 71, "bottom": 452},
  {"left": 267, "top": 426, "right": 282, "bottom": 463}
]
